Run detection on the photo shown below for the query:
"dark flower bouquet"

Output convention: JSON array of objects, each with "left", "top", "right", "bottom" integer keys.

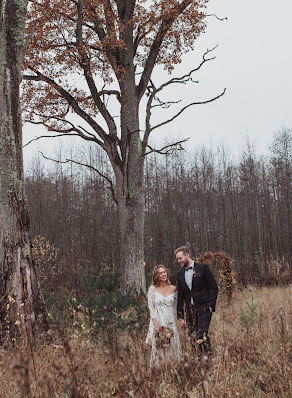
[{"left": 155, "top": 326, "right": 174, "bottom": 349}]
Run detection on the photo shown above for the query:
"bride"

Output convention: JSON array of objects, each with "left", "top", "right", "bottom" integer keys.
[{"left": 146, "top": 265, "right": 181, "bottom": 367}]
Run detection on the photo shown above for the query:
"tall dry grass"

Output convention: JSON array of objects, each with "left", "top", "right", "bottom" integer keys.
[{"left": 0, "top": 285, "right": 291, "bottom": 398}]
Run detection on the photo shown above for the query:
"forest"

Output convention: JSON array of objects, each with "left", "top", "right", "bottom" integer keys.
[
  {"left": 0, "top": 0, "right": 291, "bottom": 396},
  {"left": 25, "top": 129, "right": 292, "bottom": 291}
]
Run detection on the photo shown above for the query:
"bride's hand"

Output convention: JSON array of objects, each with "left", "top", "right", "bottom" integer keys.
[{"left": 152, "top": 319, "right": 159, "bottom": 331}]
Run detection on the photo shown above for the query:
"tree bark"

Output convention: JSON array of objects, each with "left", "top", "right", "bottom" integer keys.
[
  {"left": 115, "top": 162, "right": 146, "bottom": 292},
  {"left": 0, "top": 0, "right": 48, "bottom": 345},
  {"left": 113, "top": 63, "right": 146, "bottom": 293}
]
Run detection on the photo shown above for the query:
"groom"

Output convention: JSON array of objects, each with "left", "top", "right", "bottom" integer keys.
[{"left": 175, "top": 246, "right": 218, "bottom": 354}]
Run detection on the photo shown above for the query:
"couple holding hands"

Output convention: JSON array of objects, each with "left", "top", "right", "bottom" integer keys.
[{"left": 146, "top": 246, "right": 218, "bottom": 367}]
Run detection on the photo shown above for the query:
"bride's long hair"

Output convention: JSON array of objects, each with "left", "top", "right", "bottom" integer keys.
[{"left": 152, "top": 265, "right": 171, "bottom": 287}]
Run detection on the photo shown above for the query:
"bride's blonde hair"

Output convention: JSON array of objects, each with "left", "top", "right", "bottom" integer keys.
[{"left": 152, "top": 265, "right": 171, "bottom": 287}]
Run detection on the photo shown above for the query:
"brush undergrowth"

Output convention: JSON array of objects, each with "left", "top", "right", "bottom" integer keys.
[{"left": 0, "top": 285, "right": 291, "bottom": 398}]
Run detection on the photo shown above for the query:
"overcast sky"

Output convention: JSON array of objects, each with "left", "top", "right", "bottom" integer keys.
[{"left": 23, "top": 0, "right": 292, "bottom": 164}]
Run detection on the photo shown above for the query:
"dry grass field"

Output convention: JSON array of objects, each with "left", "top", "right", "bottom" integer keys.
[{"left": 0, "top": 285, "right": 291, "bottom": 398}]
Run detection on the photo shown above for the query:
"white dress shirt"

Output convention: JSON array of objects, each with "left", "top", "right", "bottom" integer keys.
[
  {"left": 184, "top": 261, "right": 194, "bottom": 304},
  {"left": 184, "top": 261, "right": 194, "bottom": 289}
]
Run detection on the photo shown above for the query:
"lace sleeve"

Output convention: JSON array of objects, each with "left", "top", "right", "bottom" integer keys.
[{"left": 147, "top": 285, "right": 157, "bottom": 320}]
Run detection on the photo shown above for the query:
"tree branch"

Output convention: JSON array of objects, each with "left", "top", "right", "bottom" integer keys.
[
  {"left": 151, "top": 97, "right": 182, "bottom": 109},
  {"left": 23, "top": 133, "right": 80, "bottom": 148},
  {"left": 83, "top": 65, "right": 118, "bottom": 139},
  {"left": 154, "top": 45, "right": 218, "bottom": 94},
  {"left": 115, "top": 0, "right": 135, "bottom": 21},
  {"left": 23, "top": 116, "right": 104, "bottom": 146},
  {"left": 89, "top": 6, "right": 119, "bottom": 73},
  {"left": 25, "top": 69, "right": 110, "bottom": 143},
  {"left": 73, "top": 23, "right": 118, "bottom": 139},
  {"left": 143, "top": 79, "right": 156, "bottom": 153},
  {"left": 103, "top": 0, "right": 117, "bottom": 42},
  {"left": 24, "top": 71, "right": 123, "bottom": 171},
  {"left": 40, "top": 152, "right": 118, "bottom": 204},
  {"left": 149, "top": 88, "right": 226, "bottom": 133},
  {"left": 23, "top": 74, "right": 41, "bottom": 81},
  {"left": 96, "top": 90, "right": 121, "bottom": 102},
  {"left": 76, "top": 0, "right": 84, "bottom": 45},
  {"left": 67, "top": 0, "right": 119, "bottom": 139},
  {"left": 136, "top": 0, "right": 193, "bottom": 100},
  {"left": 142, "top": 47, "right": 219, "bottom": 152},
  {"left": 145, "top": 138, "right": 189, "bottom": 155},
  {"left": 134, "top": 24, "right": 153, "bottom": 56},
  {"left": 147, "top": 81, "right": 182, "bottom": 109},
  {"left": 206, "top": 14, "right": 228, "bottom": 22}
]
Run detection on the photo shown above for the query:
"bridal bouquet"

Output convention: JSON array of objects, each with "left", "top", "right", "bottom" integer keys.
[{"left": 155, "top": 326, "right": 174, "bottom": 349}]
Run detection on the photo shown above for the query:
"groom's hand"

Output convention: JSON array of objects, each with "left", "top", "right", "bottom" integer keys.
[{"left": 179, "top": 319, "right": 186, "bottom": 328}]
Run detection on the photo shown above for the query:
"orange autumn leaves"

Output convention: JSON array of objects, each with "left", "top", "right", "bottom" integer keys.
[
  {"left": 197, "top": 251, "right": 236, "bottom": 300},
  {"left": 22, "top": 0, "right": 208, "bottom": 129}
]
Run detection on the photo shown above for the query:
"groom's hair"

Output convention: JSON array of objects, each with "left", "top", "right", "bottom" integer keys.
[{"left": 174, "top": 246, "right": 191, "bottom": 256}]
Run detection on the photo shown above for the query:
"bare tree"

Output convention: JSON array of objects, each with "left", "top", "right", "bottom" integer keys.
[
  {"left": 25, "top": 134, "right": 292, "bottom": 288},
  {"left": 270, "top": 128, "right": 292, "bottom": 259}
]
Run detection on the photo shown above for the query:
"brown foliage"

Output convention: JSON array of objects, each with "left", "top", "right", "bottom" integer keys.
[
  {"left": 197, "top": 250, "right": 236, "bottom": 300},
  {"left": 0, "top": 285, "right": 291, "bottom": 397},
  {"left": 22, "top": 0, "right": 208, "bottom": 129},
  {"left": 32, "top": 235, "right": 58, "bottom": 290}
]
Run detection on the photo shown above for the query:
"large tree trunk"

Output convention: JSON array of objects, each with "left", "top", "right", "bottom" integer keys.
[
  {"left": 113, "top": 64, "right": 146, "bottom": 293},
  {"left": 0, "top": 0, "right": 48, "bottom": 345},
  {"left": 116, "top": 163, "right": 146, "bottom": 293}
]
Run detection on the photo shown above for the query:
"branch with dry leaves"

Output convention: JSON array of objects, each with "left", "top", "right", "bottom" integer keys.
[
  {"left": 136, "top": 0, "right": 196, "bottom": 100},
  {"left": 24, "top": 70, "right": 109, "bottom": 142}
]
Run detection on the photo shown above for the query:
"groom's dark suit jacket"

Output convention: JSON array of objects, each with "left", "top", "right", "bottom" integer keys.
[{"left": 177, "top": 262, "right": 218, "bottom": 321}]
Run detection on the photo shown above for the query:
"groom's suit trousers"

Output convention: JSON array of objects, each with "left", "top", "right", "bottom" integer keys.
[{"left": 188, "top": 304, "right": 212, "bottom": 353}]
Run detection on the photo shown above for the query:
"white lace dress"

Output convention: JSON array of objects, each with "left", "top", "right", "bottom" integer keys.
[{"left": 146, "top": 285, "right": 181, "bottom": 367}]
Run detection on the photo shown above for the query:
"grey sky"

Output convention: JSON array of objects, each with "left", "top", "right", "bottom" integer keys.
[
  {"left": 153, "top": 0, "right": 292, "bottom": 155},
  {"left": 23, "top": 0, "right": 292, "bottom": 164}
]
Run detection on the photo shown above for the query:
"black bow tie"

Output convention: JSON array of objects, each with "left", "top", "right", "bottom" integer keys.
[{"left": 184, "top": 266, "right": 193, "bottom": 271}]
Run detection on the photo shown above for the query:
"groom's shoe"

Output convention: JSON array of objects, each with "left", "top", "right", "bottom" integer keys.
[{"left": 196, "top": 337, "right": 212, "bottom": 358}]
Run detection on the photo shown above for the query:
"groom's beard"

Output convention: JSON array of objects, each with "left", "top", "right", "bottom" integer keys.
[{"left": 183, "top": 259, "right": 189, "bottom": 267}]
